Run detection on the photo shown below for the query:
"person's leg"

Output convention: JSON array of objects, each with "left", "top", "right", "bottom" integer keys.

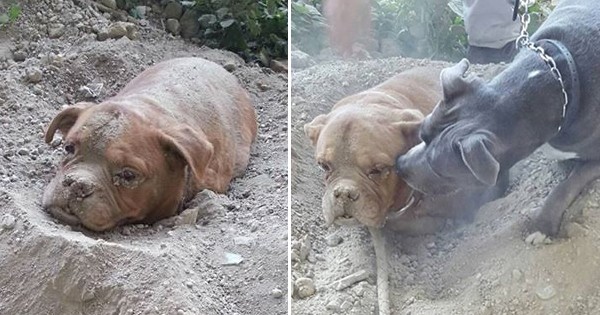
[{"left": 467, "top": 40, "right": 518, "bottom": 64}]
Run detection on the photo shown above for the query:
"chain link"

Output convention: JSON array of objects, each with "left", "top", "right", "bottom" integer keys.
[{"left": 515, "top": 0, "right": 569, "bottom": 131}]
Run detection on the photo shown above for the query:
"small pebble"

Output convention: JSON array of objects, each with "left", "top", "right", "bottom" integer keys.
[
  {"left": 295, "top": 277, "right": 316, "bottom": 298},
  {"left": 325, "top": 234, "right": 343, "bottom": 247},
  {"left": 26, "top": 67, "right": 43, "bottom": 83},
  {"left": 271, "top": 288, "right": 283, "bottom": 298},
  {"left": 1, "top": 214, "right": 17, "bottom": 230},
  {"left": 536, "top": 285, "right": 557, "bottom": 300}
]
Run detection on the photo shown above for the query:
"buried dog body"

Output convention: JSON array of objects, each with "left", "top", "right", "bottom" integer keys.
[
  {"left": 397, "top": 0, "right": 600, "bottom": 237},
  {"left": 42, "top": 57, "right": 257, "bottom": 231},
  {"left": 304, "top": 68, "right": 503, "bottom": 231}
]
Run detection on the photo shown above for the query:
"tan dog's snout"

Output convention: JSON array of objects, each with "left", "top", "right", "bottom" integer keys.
[
  {"left": 62, "top": 174, "right": 96, "bottom": 199},
  {"left": 333, "top": 183, "right": 360, "bottom": 203},
  {"left": 323, "top": 180, "right": 364, "bottom": 226}
]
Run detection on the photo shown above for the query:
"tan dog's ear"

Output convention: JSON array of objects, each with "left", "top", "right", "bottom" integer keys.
[
  {"left": 304, "top": 114, "right": 328, "bottom": 146},
  {"left": 159, "top": 126, "right": 214, "bottom": 187},
  {"left": 45, "top": 102, "right": 94, "bottom": 143},
  {"left": 391, "top": 109, "right": 425, "bottom": 148}
]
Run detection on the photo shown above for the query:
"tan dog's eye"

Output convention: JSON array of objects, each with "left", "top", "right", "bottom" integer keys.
[
  {"left": 120, "top": 169, "right": 136, "bottom": 182},
  {"left": 368, "top": 166, "right": 389, "bottom": 179},
  {"left": 113, "top": 168, "right": 141, "bottom": 188}
]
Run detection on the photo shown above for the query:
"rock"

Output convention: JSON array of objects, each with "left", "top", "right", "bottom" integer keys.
[
  {"left": 332, "top": 269, "right": 369, "bottom": 291},
  {"left": 134, "top": 6, "right": 149, "bottom": 19},
  {"left": 0, "top": 214, "right": 16, "bottom": 230},
  {"left": 180, "top": 9, "right": 200, "bottom": 39},
  {"left": 48, "top": 24, "right": 66, "bottom": 38},
  {"left": 166, "top": 18, "right": 180, "bottom": 35},
  {"left": 100, "top": 0, "right": 117, "bottom": 10},
  {"left": 107, "top": 23, "right": 128, "bottom": 39},
  {"left": 426, "top": 242, "right": 436, "bottom": 249},
  {"left": 291, "top": 50, "right": 315, "bottom": 69},
  {"left": 221, "top": 252, "right": 244, "bottom": 266},
  {"left": 299, "top": 235, "right": 311, "bottom": 262},
  {"left": 164, "top": 1, "right": 183, "bottom": 19},
  {"left": 125, "top": 23, "right": 138, "bottom": 40},
  {"left": 525, "top": 231, "right": 550, "bottom": 246},
  {"left": 536, "top": 285, "right": 557, "bottom": 300},
  {"left": 270, "top": 59, "right": 288, "bottom": 73},
  {"left": 17, "top": 147, "right": 30, "bottom": 156},
  {"left": 340, "top": 300, "right": 353, "bottom": 311},
  {"left": 13, "top": 50, "right": 26, "bottom": 62},
  {"left": 185, "top": 281, "right": 193, "bottom": 289},
  {"left": 233, "top": 236, "right": 254, "bottom": 247},
  {"left": 325, "top": 234, "right": 343, "bottom": 247},
  {"left": 271, "top": 288, "right": 283, "bottom": 299},
  {"left": 177, "top": 207, "right": 199, "bottom": 225},
  {"left": 25, "top": 67, "right": 43, "bottom": 83},
  {"left": 325, "top": 299, "right": 341, "bottom": 312},
  {"left": 97, "top": 31, "right": 110, "bottom": 41},
  {"left": 223, "top": 62, "right": 236, "bottom": 72},
  {"left": 198, "top": 14, "right": 217, "bottom": 28},
  {"left": 295, "top": 277, "right": 316, "bottom": 299}
]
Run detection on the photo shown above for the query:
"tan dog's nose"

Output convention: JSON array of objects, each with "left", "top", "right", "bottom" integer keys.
[
  {"left": 333, "top": 185, "right": 360, "bottom": 202},
  {"left": 63, "top": 176, "right": 95, "bottom": 199}
]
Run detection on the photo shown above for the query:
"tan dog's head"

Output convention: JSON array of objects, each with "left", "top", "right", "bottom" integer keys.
[
  {"left": 42, "top": 102, "right": 213, "bottom": 231},
  {"left": 305, "top": 107, "right": 423, "bottom": 227}
]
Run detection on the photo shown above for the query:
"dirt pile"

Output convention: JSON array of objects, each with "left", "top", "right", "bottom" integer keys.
[
  {"left": 0, "top": 1, "right": 288, "bottom": 314},
  {"left": 291, "top": 57, "right": 600, "bottom": 315}
]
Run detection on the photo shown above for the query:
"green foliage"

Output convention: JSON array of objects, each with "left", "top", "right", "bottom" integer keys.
[
  {"left": 0, "top": 4, "right": 21, "bottom": 26},
  {"left": 290, "top": 2, "right": 327, "bottom": 55},
  {"left": 193, "top": 0, "right": 288, "bottom": 65},
  {"left": 371, "top": 0, "right": 467, "bottom": 61}
]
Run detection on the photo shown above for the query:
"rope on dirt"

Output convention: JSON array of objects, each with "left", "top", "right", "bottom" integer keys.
[{"left": 368, "top": 226, "right": 391, "bottom": 315}]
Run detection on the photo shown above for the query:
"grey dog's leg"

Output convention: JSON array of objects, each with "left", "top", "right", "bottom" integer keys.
[{"left": 536, "top": 160, "right": 600, "bottom": 236}]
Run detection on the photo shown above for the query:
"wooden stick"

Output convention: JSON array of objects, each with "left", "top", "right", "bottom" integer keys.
[{"left": 368, "top": 226, "right": 390, "bottom": 315}]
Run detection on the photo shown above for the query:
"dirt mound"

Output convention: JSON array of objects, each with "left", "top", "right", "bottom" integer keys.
[
  {"left": 0, "top": 1, "right": 288, "bottom": 314},
  {"left": 291, "top": 57, "right": 600, "bottom": 314}
]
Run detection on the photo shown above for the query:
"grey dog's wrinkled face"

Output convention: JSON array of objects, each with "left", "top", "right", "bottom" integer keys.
[{"left": 396, "top": 59, "right": 502, "bottom": 195}]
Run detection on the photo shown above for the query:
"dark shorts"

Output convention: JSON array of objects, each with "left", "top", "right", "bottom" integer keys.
[{"left": 467, "top": 40, "right": 518, "bottom": 64}]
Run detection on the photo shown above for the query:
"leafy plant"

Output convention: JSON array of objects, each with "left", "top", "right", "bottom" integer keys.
[
  {"left": 290, "top": 2, "right": 327, "bottom": 55},
  {"left": 192, "top": 0, "right": 288, "bottom": 65},
  {"left": 0, "top": 4, "right": 21, "bottom": 26}
]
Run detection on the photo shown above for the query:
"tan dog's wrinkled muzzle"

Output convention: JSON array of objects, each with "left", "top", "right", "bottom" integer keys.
[{"left": 322, "top": 178, "right": 386, "bottom": 228}]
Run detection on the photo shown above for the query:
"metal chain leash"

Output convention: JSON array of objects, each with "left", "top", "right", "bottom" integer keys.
[{"left": 514, "top": 0, "right": 569, "bottom": 131}]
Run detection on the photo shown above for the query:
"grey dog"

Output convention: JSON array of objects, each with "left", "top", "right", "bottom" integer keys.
[{"left": 396, "top": 0, "right": 600, "bottom": 236}]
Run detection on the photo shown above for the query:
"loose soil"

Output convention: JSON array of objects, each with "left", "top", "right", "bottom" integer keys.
[
  {"left": 0, "top": 1, "right": 288, "bottom": 314},
  {"left": 291, "top": 56, "right": 600, "bottom": 315}
]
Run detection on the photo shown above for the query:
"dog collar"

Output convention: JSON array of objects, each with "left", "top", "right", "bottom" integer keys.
[{"left": 536, "top": 39, "right": 581, "bottom": 135}]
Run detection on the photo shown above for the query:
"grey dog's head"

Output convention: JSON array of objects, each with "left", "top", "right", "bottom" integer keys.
[{"left": 395, "top": 59, "right": 503, "bottom": 195}]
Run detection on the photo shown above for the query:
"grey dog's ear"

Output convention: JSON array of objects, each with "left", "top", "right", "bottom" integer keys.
[
  {"left": 458, "top": 135, "right": 500, "bottom": 186},
  {"left": 440, "top": 58, "right": 471, "bottom": 101},
  {"left": 304, "top": 114, "right": 328, "bottom": 146}
]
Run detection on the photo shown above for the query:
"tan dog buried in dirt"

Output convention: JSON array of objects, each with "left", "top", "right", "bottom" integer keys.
[
  {"left": 304, "top": 68, "right": 441, "bottom": 228},
  {"left": 43, "top": 57, "right": 257, "bottom": 231}
]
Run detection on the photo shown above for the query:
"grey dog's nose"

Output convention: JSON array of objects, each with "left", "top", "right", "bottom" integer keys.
[
  {"left": 63, "top": 176, "right": 95, "bottom": 199},
  {"left": 333, "top": 185, "right": 360, "bottom": 202}
]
